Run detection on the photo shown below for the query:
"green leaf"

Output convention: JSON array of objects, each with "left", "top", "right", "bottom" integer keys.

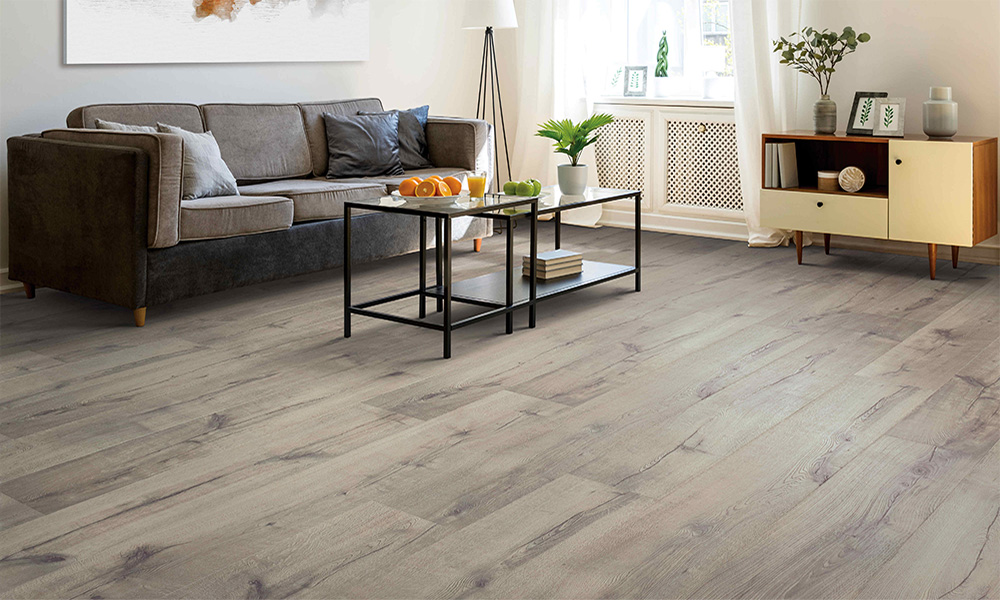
[{"left": 858, "top": 32, "right": 871, "bottom": 42}]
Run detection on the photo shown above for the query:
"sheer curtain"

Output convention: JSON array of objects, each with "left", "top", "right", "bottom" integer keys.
[
  {"left": 509, "top": 0, "right": 614, "bottom": 224},
  {"left": 732, "top": 0, "right": 803, "bottom": 247}
]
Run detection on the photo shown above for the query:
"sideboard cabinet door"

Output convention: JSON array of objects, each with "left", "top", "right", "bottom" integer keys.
[{"left": 888, "top": 140, "right": 973, "bottom": 246}]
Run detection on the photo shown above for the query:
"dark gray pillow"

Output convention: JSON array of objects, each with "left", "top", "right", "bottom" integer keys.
[
  {"left": 323, "top": 112, "right": 404, "bottom": 178},
  {"left": 358, "top": 105, "right": 433, "bottom": 170}
]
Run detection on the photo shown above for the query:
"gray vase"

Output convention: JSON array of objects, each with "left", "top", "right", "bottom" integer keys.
[
  {"left": 923, "top": 86, "right": 958, "bottom": 138},
  {"left": 814, "top": 94, "right": 837, "bottom": 134},
  {"left": 557, "top": 164, "right": 588, "bottom": 195}
]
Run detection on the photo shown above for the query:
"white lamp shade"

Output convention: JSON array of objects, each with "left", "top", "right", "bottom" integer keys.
[{"left": 462, "top": 0, "right": 518, "bottom": 29}]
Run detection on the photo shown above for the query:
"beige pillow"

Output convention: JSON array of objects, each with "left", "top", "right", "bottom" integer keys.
[
  {"left": 157, "top": 123, "right": 238, "bottom": 200},
  {"left": 95, "top": 118, "right": 157, "bottom": 133}
]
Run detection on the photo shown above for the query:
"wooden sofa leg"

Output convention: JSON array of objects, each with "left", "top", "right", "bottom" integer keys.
[
  {"left": 474, "top": 238, "right": 483, "bottom": 252},
  {"left": 23, "top": 283, "right": 35, "bottom": 299},
  {"left": 133, "top": 308, "right": 147, "bottom": 328}
]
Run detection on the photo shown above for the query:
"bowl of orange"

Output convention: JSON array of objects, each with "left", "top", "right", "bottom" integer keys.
[{"left": 393, "top": 175, "right": 467, "bottom": 205}]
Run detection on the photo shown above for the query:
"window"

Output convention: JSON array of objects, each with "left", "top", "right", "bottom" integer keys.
[{"left": 604, "top": 0, "right": 735, "bottom": 100}]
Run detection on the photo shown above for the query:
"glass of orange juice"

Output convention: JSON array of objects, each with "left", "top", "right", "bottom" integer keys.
[{"left": 467, "top": 171, "right": 487, "bottom": 198}]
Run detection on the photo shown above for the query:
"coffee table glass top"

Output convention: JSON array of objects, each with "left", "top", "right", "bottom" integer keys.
[
  {"left": 345, "top": 193, "right": 538, "bottom": 218},
  {"left": 484, "top": 186, "right": 640, "bottom": 216}
]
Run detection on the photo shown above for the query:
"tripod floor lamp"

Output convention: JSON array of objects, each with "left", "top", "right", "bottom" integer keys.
[{"left": 462, "top": 0, "right": 517, "bottom": 191}]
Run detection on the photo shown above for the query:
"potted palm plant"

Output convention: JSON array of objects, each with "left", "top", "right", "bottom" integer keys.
[{"left": 535, "top": 114, "right": 615, "bottom": 195}]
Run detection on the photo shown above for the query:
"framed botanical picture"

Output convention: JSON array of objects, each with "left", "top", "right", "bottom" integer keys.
[
  {"left": 873, "top": 98, "right": 906, "bottom": 137},
  {"left": 624, "top": 66, "right": 648, "bottom": 97},
  {"left": 847, "top": 92, "right": 888, "bottom": 136}
]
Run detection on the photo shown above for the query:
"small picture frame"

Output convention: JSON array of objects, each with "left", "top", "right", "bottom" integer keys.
[
  {"left": 623, "top": 66, "right": 647, "bottom": 97},
  {"left": 847, "top": 91, "right": 888, "bottom": 136},
  {"left": 873, "top": 97, "right": 906, "bottom": 137}
]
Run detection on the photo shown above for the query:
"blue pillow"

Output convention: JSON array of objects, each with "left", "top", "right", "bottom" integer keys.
[{"left": 359, "top": 105, "right": 433, "bottom": 171}]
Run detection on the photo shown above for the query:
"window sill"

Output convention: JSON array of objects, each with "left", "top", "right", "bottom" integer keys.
[{"left": 596, "top": 96, "right": 734, "bottom": 109}]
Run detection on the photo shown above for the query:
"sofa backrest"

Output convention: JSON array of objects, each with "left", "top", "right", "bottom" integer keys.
[
  {"left": 298, "top": 98, "right": 383, "bottom": 177},
  {"left": 67, "top": 103, "right": 205, "bottom": 133},
  {"left": 67, "top": 98, "right": 386, "bottom": 182},
  {"left": 199, "top": 103, "right": 313, "bottom": 183}
]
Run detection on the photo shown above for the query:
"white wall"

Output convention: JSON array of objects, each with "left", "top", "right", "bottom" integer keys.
[
  {"left": 796, "top": 0, "right": 999, "bottom": 260},
  {"left": 0, "top": 0, "right": 517, "bottom": 290}
]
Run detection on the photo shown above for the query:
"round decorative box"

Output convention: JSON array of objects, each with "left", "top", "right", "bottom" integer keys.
[
  {"left": 838, "top": 166, "right": 865, "bottom": 193},
  {"left": 817, "top": 170, "right": 840, "bottom": 192}
]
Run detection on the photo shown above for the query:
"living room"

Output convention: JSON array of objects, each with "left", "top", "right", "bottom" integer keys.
[{"left": 0, "top": 0, "right": 997, "bottom": 598}]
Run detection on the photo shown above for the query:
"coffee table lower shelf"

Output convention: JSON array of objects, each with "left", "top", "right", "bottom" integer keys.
[{"left": 426, "top": 260, "right": 635, "bottom": 308}]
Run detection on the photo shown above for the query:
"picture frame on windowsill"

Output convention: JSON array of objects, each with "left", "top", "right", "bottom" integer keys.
[
  {"left": 847, "top": 91, "right": 888, "bottom": 136},
  {"left": 873, "top": 97, "right": 906, "bottom": 137},
  {"left": 624, "top": 66, "right": 647, "bottom": 97}
]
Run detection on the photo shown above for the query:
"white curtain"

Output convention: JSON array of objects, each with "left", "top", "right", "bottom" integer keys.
[
  {"left": 509, "top": 0, "right": 613, "bottom": 210},
  {"left": 732, "top": 0, "right": 803, "bottom": 247}
]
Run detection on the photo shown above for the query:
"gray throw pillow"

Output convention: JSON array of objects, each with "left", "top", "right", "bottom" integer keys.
[
  {"left": 322, "top": 112, "right": 405, "bottom": 179},
  {"left": 357, "top": 105, "right": 433, "bottom": 170},
  {"left": 157, "top": 123, "right": 239, "bottom": 200},
  {"left": 95, "top": 118, "right": 157, "bottom": 133}
]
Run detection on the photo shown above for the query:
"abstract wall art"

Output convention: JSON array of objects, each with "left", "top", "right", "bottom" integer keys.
[{"left": 65, "top": 0, "right": 370, "bottom": 64}]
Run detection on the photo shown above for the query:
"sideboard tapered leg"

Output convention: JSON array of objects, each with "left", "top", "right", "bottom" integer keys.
[
  {"left": 928, "top": 244, "right": 937, "bottom": 280},
  {"left": 952, "top": 245, "right": 959, "bottom": 269},
  {"left": 794, "top": 231, "right": 803, "bottom": 265},
  {"left": 824, "top": 233, "right": 831, "bottom": 255}
]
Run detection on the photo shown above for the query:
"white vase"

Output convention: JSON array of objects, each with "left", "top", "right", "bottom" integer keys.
[
  {"left": 557, "top": 164, "right": 588, "bottom": 195},
  {"left": 923, "top": 86, "right": 958, "bottom": 138}
]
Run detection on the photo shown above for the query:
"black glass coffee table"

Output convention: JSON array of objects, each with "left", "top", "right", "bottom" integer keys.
[{"left": 344, "top": 186, "right": 641, "bottom": 359}]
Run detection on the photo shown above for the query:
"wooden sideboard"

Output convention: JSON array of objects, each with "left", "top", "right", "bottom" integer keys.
[{"left": 760, "top": 131, "right": 997, "bottom": 278}]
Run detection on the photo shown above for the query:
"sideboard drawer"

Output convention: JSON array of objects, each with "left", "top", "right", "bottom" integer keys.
[{"left": 760, "top": 189, "right": 888, "bottom": 239}]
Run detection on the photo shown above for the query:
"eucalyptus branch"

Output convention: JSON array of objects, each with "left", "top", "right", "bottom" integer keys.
[{"left": 773, "top": 26, "right": 870, "bottom": 96}]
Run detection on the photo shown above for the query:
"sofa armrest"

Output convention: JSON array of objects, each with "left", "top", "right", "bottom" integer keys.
[
  {"left": 425, "top": 117, "right": 495, "bottom": 189},
  {"left": 41, "top": 129, "right": 183, "bottom": 249},
  {"left": 6, "top": 136, "right": 149, "bottom": 309}
]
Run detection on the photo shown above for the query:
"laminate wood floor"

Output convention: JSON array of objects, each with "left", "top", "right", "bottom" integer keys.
[{"left": 1, "top": 225, "right": 998, "bottom": 599}]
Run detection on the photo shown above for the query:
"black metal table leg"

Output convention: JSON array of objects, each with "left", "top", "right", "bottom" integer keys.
[
  {"left": 419, "top": 215, "right": 427, "bottom": 319},
  {"left": 344, "top": 206, "right": 352, "bottom": 338},
  {"left": 443, "top": 217, "right": 453, "bottom": 359},
  {"left": 529, "top": 201, "right": 538, "bottom": 328},
  {"left": 505, "top": 216, "right": 514, "bottom": 334},
  {"left": 435, "top": 217, "right": 443, "bottom": 313},
  {"left": 635, "top": 193, "right": 642, "bottom": 292},
  {"left": 554, "top": 211, "right": 561, "bottom": 250}
]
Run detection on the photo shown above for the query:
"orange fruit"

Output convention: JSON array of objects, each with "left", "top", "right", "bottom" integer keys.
[
  {"left": 443, "top": 176, "right": 462, "bottom": 195},
  {"left": 415, "top": 180, "right": 437, "bottom": 197},
  {"left": 410, "top": 177, "right": 423, "bottom": 183},
  {"left": 435, "top": 181, "right": 452, "bottom": 197},
  {"left": 427, "top": 175, "right": 443, "bottom": 183},
  {"left": 398, "top": 179, "right": 418, "bottom": 197}
]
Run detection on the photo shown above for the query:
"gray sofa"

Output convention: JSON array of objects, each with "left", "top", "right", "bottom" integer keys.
[{"left": 6, "top": 99, "right": 493, "bottom": 325}]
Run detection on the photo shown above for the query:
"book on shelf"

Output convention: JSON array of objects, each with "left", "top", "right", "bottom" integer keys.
[
  {"left": 522, "top": 249, "right": 583, "bottom": 268},
  {"left": 776, "top": 142, "right": 799, "bottom": 188},
  {"left": 764, "top": 143, "right": 774, "bottom": 188},
  {"left": 522, "top": 263, "right": 583, "bottom": 280}
]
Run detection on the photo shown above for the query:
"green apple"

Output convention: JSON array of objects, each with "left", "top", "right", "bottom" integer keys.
[
  {"left": 516, "top": 181, "right": 534, "bottom": 196},
  {"left": 503, "top": 181, "right": 518, "bottom": 195},
  {"left": 529, "top": 179, "right": 542, "bottom": 195}
]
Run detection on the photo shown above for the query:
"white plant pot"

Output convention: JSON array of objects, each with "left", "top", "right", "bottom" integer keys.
[{"left": 557, "top": 164, "right": 588, "bottom": 196}]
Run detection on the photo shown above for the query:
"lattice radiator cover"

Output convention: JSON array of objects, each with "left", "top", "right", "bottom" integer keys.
[
  {"left": 666, "top": 121, "right": 743, "bottom": 211},
  {"left": 596, "top": 118, "right": 646, "bottom": 194}
]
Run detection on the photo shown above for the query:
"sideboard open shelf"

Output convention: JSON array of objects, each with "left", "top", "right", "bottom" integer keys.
[{"left": 760, "top": 131, "right": 997, "bottom": 279}]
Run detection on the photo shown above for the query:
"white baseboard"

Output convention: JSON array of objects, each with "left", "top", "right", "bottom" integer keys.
[
  {"left": 0, "top": 268, "right": 21, "bottom": 294},
  {"left": 600, "top": 205, "right": 749, "bottom": 242}
]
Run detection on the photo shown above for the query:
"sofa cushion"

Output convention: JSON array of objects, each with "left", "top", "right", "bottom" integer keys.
[
  {"left": 332, "top": 167, "right": 468, "bottom": 193},
  {"left": 359, "top": 106, "right": 434, "bottom": 171},
  {"left": 96, "top": 119, "right": 157, "bottom": 133},
  {"left": 179, "top": 195, "right": 293, "bottom": 241},
  {"left": 323, "top": 112, "right": 404, "bottom": 179},
  {"left": 239, "top": 179, "right": 386, "bottom": 222},
  {"left": 68, "top": 103, "right": 205, "bottom": 132},
  {"left": 199, "top": 104, "right": 312, "bottom": 183},
  {"left": 158, "top": 124, "right": 239, "bottom": 200},
  {"left": 299, "top": 98, "right": 384, "bottom": 177}
]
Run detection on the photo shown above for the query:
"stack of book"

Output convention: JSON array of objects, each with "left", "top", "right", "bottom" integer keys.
[
  {"left": 522, "top": 249, "right": 583, "bottom": 280},
  {"left": 764, "top": 141, "right": 799, "bottom": 188}
]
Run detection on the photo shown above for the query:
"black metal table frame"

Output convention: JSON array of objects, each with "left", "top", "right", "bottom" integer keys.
[
  {"left": 344, "top": 198, "right": 539, "bottom": 359},
  {"left": 344, "top": 190, "right": 642, "bottom": 359}
]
